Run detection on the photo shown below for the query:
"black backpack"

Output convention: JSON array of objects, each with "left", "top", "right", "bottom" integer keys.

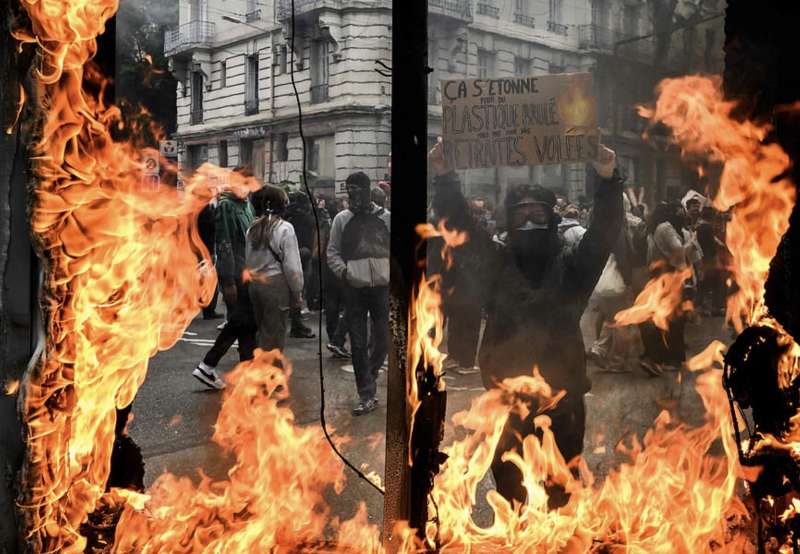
[{"left": 341, "top": 209, "right": 390, "bottom": 262}]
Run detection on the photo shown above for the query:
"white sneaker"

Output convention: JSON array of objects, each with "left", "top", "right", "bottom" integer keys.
[
  {"left": 341, "top": 364, "right": 355, "bottom": 374},
  {"left": 216, "top": 320, "right": 227, "bottom": 331},
  {"left": 456, "top": 366, "right": 480, "bottom": 375},
  {"left": 192, "top": 364, "right": 226, "bottom": 390}
]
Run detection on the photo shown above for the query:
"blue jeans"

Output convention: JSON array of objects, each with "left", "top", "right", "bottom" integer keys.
[{"left": 344, "top": 285, "right": 389, "bottom": 402}]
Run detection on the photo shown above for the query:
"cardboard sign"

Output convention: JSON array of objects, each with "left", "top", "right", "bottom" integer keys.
[{"left": 441, "top": 73, "right": 599, "bottom": 169}]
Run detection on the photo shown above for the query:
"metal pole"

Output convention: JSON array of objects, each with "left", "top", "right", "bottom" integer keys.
[{"left": 384, "top": 0, "right": 446, "bottom": 549}]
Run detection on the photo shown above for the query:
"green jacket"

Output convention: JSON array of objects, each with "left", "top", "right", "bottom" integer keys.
[{"left": 215, "top": 192, "right": 255, "bottom": 287}]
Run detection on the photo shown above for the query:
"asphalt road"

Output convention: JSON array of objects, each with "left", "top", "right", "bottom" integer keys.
[{"left": 128, "top": 308, "right": 731, "bottom": 534}]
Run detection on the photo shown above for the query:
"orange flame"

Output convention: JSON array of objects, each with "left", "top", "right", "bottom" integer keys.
[
  {"left": 5, "top": 83, "right": 25, "bottom": 135},
  {"left": 15, "top": 1, "right": 258, "bottom": 550},
  {"left": 113, "top": 350, "right": 382, "bottom": 552},
  {"left": 615, "top": 267, "right": 693, "bottom": 330},
  {"left": 4, "top": 378, "right": 20, "bottom": 396},
  {"left": 405, "top": 223, "right": 468, "bottom": 464},
  {"left": 423, "top": 369, "right": 749, "bottom": 552},
  {"left": 14, "top": 3, "right": 787, "bottom": 550},
  {"left": 416, "top": 220, "right": 467, "bottom": 270},
  {"left": 640, "top": 76, "right": 795, "bottom": 331}
]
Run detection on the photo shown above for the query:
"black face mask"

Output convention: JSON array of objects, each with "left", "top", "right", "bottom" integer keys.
[
  {"left": 347, "top": 187, "right": 372, "bottom": 214},
  {"left": 509, "top": 228, "right": 558, "bottom": 288}
]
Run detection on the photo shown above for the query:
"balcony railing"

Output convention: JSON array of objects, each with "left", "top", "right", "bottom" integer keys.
[
  {"left": 476, "top": 3, "right": 500, "bottom": 18},
  {"left": 190, "top": 108, "right": 203, "bottom": 125},
  {"left": 428, "top": 0, "right": 473, "bottom": 22},
  {"left": 579, "top": 24, "right": 655, "bottom": 63},
  {"left": 276, "top": 0, "right": 340, "bottom": 21},
  {"left": 245, "top": 98, "right": 260, "bottom": 115},
  {"left": 311, "top": 84, "right": 329, "bottom": 104},
  {"left": 164, "top": 21, "right": 215, "bottom": 57},
  {"left": 578, "top": 24, "right": 616, "bottom": 50},
  {"left": 547, "top": 21, "right": 568, "bottom": 36},
  {"left": 245, "top": 9, "right": 262, "bottom": 22},
  {"left": 514, "top": 13, "right": 535, "bottom": 27}
]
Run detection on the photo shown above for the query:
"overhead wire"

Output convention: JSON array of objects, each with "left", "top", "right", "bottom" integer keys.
[{"left": 288, "top": 0, "right": 385, "bottom": 496}]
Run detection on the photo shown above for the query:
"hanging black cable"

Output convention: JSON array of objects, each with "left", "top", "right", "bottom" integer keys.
[{"left": 289, "top": 0, "right": 384, "bottom": 496}]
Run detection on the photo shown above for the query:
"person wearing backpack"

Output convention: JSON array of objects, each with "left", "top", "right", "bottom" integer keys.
[
  {"left": 246, "top": 186, "right": 305, "bottom": 354},
  {"left": 327, "top": 172, "right": 391, "bottom": 416}
]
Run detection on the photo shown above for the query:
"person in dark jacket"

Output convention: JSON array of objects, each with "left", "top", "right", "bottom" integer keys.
[
  {"left": 198, "top": 204, "right": 222, "bottom": 320},
  {"left": 429, "top": 139, "right": 623, "bottom": 507},
  {"left": 192, "top": 184, "right": 257, "bottom": 389},
  {"left": 284, "top": 191, "right": 316, "bottom": 338},
  {"left": 327, "top": 172, "right": 391, "bottom": 416},
  {"left": 696, "top": 206, "right": 726, "bottom": 316}
]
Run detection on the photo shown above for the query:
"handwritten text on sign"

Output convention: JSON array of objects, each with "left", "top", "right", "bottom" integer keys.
[{"left": 441, "top": 73, "right": 599, "bottom": 169}]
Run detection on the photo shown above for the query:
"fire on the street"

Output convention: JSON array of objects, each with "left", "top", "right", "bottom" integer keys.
[{"left": 13, "top": 1, "right": 800, "bottom": 553}]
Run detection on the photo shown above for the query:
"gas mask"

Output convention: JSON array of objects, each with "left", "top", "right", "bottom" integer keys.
[
  {"left": 347, "top": 184, "right": 372, "bottom": 214},
  {"left": 509, "top": 202, "right": 557, "bottom": 287}
]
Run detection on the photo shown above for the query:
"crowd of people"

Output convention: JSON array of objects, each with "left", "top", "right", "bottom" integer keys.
[
  {"left": 191, "top": 168, "right": 392, "bottom": 417},
  {"left": 189, "top": 148, "right": 730, "bottom": 507},
  {"left": 427, "top": 139, "right": 732, "bottom": 506},
  {"left": 434, "top": 172, "right": 731, "bottom": 382}
]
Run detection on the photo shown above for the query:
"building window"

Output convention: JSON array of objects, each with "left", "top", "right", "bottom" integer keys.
[
  {"left": 276, "top": 133, "right": 289, "bottom": 162},
  {"left": 245, "top": 54, "right": 259, "bottom": 115},
  {"left": 477, "top": 1, "right": 500, "bottom": 18},
  {"left": 273, "top": 45, "right": 286, "bottom": 74},
  {"left": 219, "top": 140, "right": 228, "bottom": 168},
  {"left": 240, "top": 139, "right": 254, "bottom": 170},
  {"left": 592, "top": 0, "right": 610, "bottom": 29},
  {"left": 514, "top": 0, "right": 535, "bottom": 28},
  {"left": 547, "top": 0, "right": 566, "bottom": 34},
  {"left": 549, "top": 0, "right": 562, "bottom": 23},
  {"left": 310, "top": 40, "right": 330, "bottom": 104},
  {"left": 219, "top": 60, "right": 226, "bottom": 89},
  {"left": 245, "top": 0, "right": 261, "bottom": 21},
  {"left": 190, "top": 71, "right": 203, "bottom": 124},
  {"left": 623, "top": 5, "right": 639, "bottom": 37},
  {"left": 513, "top": 57, "right": 531, "bottom": 77},
  {"left": 306, "top": 135, "right": 335, "bottom": 182},
  {"left": 187, "top": 144, "right": 208, "bottom": 171},
  {"left": 704, "top": 28, "right": 717, "bottom": 69},
  {"left": 280, "top": 45, "right": 288, "bottom": 74},
  {"left": 477, "top": 49, "right": 494, "bottom": 79},
  {"left": 190, "top": 0, "right": 203, "bottom": 22}
]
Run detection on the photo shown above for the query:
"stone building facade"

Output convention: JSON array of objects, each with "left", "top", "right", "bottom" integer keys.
[
  {"left": 166, "top": 0, "right": 723, "bottom": 202},
  {"left": 167, "top": 0, "right": 392, "bottom": 196}
]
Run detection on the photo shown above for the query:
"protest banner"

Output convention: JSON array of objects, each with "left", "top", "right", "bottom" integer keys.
[{"left": 440, "top": 72, "right": 599, "bottom": 169}]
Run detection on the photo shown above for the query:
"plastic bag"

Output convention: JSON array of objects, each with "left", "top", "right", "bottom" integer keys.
[{"left": 594, "top": 255, "right": 627, "bottom": 298}]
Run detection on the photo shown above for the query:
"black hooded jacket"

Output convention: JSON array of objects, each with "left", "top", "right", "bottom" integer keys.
[{"left": 432, "top": 168, "right": 624, "bottom": 395}]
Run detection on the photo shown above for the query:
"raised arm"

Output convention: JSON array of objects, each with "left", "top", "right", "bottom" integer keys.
[{"left": 565, "top": 150, "right": 625, "bottom": 301}]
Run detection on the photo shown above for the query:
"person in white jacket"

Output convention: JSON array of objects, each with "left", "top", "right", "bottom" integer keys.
[
  {"left": 245, "top": 186, "right": 305, "bottom": 354},
  {"left": 639, "top": 201, "right": 703, "bottom": 376}
]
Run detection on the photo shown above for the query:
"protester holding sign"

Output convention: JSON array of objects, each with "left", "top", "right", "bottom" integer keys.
[{"left": 429, "top": 136, "right": 623, "bottom": 508}]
